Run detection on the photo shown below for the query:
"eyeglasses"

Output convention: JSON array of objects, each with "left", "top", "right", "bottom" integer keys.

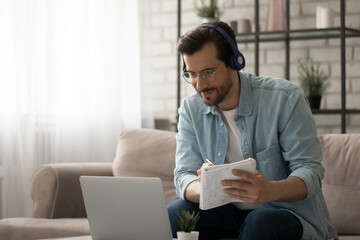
[{"left": 182, "top": 63, "right": 223, "bottom": 84}]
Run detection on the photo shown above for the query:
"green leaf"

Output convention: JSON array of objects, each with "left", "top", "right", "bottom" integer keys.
[
  {"left": 194, "top": 0, "right": 219, "bottom": 18},
  {"left": 177, "top": 210, "right": 200, "bottom": 233},
  {"left": 297, "top": 56, "right": 330, "bottom": 96}
]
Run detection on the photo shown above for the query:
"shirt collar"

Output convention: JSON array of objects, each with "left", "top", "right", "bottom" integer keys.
[{"left": 237, "top": 71, "right": 252, "bottom": 116}]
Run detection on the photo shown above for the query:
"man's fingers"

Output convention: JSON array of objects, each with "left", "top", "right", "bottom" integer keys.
[
  {"left": 232, "top": 169, "right": 253, "bottom": 179},
  {"left": 202, "top": 162, "right": 214, "bottom": 168},
  {"left": 221, "top": 179, "right": 249, "bottom": 189}
]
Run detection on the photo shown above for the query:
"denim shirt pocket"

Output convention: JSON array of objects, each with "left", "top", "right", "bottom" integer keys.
[{"left": 254, "top": 143, "right": 287, "bottom": 181}]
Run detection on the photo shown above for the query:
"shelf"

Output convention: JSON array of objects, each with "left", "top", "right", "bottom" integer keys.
[
  {"left": 176, "top": 0, "right": 358, "bottom": 133},
  {"left": 312, "top": 109, "right": 360, "bottom": 114},
  {"left": 236, "top": 27, "right": 360, "bottom": 43}
]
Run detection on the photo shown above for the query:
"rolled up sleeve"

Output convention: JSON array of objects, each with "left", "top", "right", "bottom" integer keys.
[
  {"left": 174, "top": 101, "right": 203, "bottom": 199},
  {"left": 278, "top": 88, "right": 324, "bottom": 198}
]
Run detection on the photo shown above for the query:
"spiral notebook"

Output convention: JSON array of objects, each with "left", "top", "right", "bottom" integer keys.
[{"left": 200, "top": 158, "right": 257, "bottom": 210}]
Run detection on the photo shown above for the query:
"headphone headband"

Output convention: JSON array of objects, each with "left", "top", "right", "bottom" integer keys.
[{"left": 200, "top": 23, "right": 245, "bottom": 71}]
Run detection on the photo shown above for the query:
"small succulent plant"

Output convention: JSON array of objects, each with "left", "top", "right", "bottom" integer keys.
[{"left": 177, "top": 210, "right": 200, "bottom": 233}]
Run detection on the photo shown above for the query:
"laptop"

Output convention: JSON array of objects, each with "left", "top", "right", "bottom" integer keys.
[{"left": 80, "top": 176, "right": 174, "bottom": 240}]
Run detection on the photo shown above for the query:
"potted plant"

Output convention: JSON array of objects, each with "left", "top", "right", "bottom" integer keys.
[
  {"left": 194, "top": 0, "right": 219, "bottom": 23},
  {"left": 297, "top": 57, "right": 330, "bottom": 109},
  {"left": 177, "top": 210, "right": 200, "bottom": 240}
]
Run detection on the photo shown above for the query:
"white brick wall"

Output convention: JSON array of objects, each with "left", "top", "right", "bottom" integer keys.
[{"left": 145, "top": 0, "right": 360, "bottom": 133}]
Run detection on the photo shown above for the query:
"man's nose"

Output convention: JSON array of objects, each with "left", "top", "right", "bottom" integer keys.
[{"left": 194, "top": 74, "right": 208, "bottom": 88}]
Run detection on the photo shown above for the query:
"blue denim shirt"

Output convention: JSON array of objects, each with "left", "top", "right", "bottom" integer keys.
[{"left": 174, "top": 71, "right": 338, "bottom": 240}]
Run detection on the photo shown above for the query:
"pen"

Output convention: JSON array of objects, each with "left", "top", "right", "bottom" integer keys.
[{"left": 206, "top": 158, "right": 214, "bottom": 164}]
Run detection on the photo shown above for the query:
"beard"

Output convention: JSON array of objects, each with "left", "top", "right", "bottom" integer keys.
[{"left": 197, "top": 74, "right": 233, "bottom": 106}]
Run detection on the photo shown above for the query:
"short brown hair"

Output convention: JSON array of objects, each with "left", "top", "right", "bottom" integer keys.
[{"left": 177, "top": 21, "right": 236, "bottom": 68}]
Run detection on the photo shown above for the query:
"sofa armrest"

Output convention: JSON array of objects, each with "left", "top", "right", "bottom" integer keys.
[{"left": 31, "top": 162, "right": 113, "bottom": 219}]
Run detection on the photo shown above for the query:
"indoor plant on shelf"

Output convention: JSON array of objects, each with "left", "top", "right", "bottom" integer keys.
[
  {"left": 194, "top": 0, "right": 219, "bottom": 23},
  {"left": 297, "top": 56, "right": 330, "bottom": 109},
  {"left": 177, "top": 210, "right": 200, "bottom": 240}
]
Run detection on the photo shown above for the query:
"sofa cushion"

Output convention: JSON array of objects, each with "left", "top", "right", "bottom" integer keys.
[
  {"left": 319, "top": 134, "right": 360, "bottom": 235},
  {"left": 112, "top": 129, "right": 178, "bottom": 204}
]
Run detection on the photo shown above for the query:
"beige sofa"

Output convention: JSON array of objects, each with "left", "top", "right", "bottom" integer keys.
[{"left": 0, "top": 129, "right": 359, "bottom": 240}]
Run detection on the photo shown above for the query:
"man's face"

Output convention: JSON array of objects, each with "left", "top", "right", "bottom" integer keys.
[{"left": 183, "top": 43, "right": 233, "bottom": 107}]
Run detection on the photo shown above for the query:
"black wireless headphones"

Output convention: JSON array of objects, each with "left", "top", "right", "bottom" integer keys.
[{"left": 182, "top": 23, "right": 246, "bottom": 72}]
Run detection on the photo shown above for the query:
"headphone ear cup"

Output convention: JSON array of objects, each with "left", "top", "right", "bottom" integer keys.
[
  {"left": 229, "top": 51, "right": 246, "bottom": 71},
  {"left": 235, "top": 51, "right": 246, "bottom": 70}
]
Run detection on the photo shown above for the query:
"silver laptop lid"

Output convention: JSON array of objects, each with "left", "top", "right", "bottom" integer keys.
[{"left": 80, "top": 176, "right": 173, "bottom": 240}]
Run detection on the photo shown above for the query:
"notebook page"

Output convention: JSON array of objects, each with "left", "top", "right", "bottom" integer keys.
[{"left": 200, "top": 158, "right": 256, "bottom": 210}]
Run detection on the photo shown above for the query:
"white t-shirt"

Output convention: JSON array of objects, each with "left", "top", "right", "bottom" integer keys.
[
  {"left": 220, "top": 108, "right": 262, "bottom": 210},
  {"left": 221, "top": 108, "right": 244, "bottom": 164}
]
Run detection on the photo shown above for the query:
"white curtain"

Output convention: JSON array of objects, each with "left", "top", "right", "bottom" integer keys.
[{"left": 0, "top": 0, "right": 143, "bottom": 217}]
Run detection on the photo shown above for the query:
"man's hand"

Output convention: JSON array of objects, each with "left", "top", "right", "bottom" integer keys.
[
  {"left": 184, "top": 162, "right": 214, "bottom": 203},
  {"left": 221, "top": 169, "right": 307, "bottom": 204},
  {"left": 197, "top": 162, "right": 214, "bottom": 182},
  {"left": 221, "top": 170, "right": 274, "bottom": 204}
]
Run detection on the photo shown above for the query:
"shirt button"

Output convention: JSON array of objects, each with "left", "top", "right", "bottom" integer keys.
[
  {"left": 217, "top": 152, "right": 222, "bottom": 157},
  {"left": 220, "top": 122, "right": 224, "bottom": 126}
]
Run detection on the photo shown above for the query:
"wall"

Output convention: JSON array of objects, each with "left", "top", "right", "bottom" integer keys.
[{"left": 148, "top": 0, "right": 360, "bottom": 133}]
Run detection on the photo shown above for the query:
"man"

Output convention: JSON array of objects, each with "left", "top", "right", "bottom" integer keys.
[{"left": 167, "top": 21, "right": 337, "bottom": 240}]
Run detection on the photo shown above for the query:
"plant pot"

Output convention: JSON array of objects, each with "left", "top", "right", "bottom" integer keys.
[
  {"left": 308, "top": 95, "right": 322, "bottom": 109},
  {"left": 177, "top": 231, "right": 199, "bottom": 240}
]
